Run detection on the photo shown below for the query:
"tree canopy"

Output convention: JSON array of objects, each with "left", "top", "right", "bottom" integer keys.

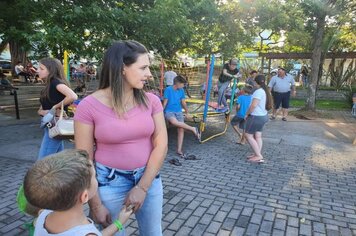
[{"left": 1, "top": 0, "right": 354, "bottom": 60}]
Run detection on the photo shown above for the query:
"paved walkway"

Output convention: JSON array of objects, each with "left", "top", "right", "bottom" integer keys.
[{"left": 0, "top": 106, "right": 356, "bottom": 235}]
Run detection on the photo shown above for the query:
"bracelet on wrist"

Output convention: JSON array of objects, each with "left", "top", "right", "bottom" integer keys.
[
  {"left": 135, "top": 185, "right": 147, "bottom": 193},
  {"left": 113, "top": 219, "right": 123, "bottom": 231}
]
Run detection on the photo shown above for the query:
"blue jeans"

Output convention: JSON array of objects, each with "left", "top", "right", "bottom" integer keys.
[
  {"left": 38, "top": 128, "right": 64, "bottom": 160},
  {"left": 218, "top": 81, "right": 230, "bottom": 107},
  {"left": 95, "top": 162, "right": 163, "bottom": 236}
]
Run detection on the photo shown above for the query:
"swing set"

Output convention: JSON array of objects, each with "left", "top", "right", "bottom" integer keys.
[{"left": 147, "top": 55, "right": 239, "bottom": 143}]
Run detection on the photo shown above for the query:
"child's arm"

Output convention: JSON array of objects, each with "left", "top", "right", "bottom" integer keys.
[
  {"left": 101, "top": 206, "right": 133, "bottom": 236},
  {"left": 162, "top": 99, "right": 168, "bottom": 110},
  {"left": 181, "top": 99, "right": 189, "bottom": 114},
  {"left": 236, "top": 103, "right": 241, "bottom": 112}
]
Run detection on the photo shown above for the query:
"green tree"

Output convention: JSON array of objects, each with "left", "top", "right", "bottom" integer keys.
[
  {"left": 300, "top": 0, "right": 354, "bottom": 110},
  {"left": 0, "top": 0, "right": 36, "bottom": 73}
]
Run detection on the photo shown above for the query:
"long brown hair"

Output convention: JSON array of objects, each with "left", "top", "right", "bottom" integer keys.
[
  {"left": 39, "top": 58, "right": 69, "bottom": 103},
  {"left": 99, "top": 40, "right": 149, "bottom": 116},
  {"left": 255, "top": 74, "right": 273, "bottom": 111}
]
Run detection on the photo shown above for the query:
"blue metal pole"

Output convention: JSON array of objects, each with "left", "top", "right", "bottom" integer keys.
[{"left": 203, "top": 55, "right": 215, "bottom": 123}]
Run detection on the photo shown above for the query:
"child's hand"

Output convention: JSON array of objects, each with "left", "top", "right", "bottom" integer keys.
[
  {"left": 184, "top": 113, "right": 192, "bottom": 119},
  {"left": 117, "top": 205, "right": 133, "bottom": 225}
]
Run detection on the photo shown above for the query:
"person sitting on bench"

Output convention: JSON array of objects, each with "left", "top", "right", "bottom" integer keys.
[
  {"left": 0, "top": 70, "right": 16, "bottom": 95},
  {"left": 15, "top": 61, "right": 32, "bottom": 83}
]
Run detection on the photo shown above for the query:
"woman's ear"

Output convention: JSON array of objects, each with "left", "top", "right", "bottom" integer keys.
[{"left": 79, "top": 190, "right": 89, "bottom": 204}]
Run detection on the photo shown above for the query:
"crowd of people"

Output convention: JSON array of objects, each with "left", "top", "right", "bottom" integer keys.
[{"left": 18, "top": 40, "right": 297, "bottom": 235}]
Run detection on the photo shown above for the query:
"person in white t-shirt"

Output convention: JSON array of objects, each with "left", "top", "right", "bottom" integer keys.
[{"left": 244, "top": 75, "right": 273, "bottom": 163}]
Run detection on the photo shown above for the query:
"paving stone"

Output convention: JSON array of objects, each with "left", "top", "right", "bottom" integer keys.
[
  {"left": 184, "top": 216, "right": 200, "bottom": 228},
  {"left": 272, "top": 229, "right": 285, "bottom": 236},
  {"left": 313, "top": 222, "right": 326, "bottom": 234},
  {"left": 300, "top": 223, "right": 312, "bottom": 236},
  {"left": 241, "top": 207, "right": 254, "bottom": 216},
  {"left": 177, "top": 208, "right": 193, "bottom": 220},
  {"left": 164, "top": 211, "right": 179, "bottom": 222},
  {"left": 250, "top": 213, "right": 263, "bottom": 225},
  {"left": 288, "top": 216, "right": 299, "bottom": 227},
  {"left": 206, "top": 221, "right": 222, "bottom": 234},
  {"left": 286, "top": 226, "right": 299, "bottom": 236},
  {"left": 231, "top": 226, "right": 245, "bottom": 235},
  {"left": 193, "top": 206, "right": 207, "bottom": 217},
  {"left": 217, "top": 229, "right": 231, "bottom": 236},
  {"left": 175, "top": 226, "right": 192, "bottom": 236},
  {"left": 339, "top": 227, "right": 353, "bottom": 236},
  {"left": 213, "top": 210, "right": 228, "bottom": 223},
  {"left": 326, "top": 229, "right": 340, "bottom": 236},
  {"left": 199, "top": 213, "right": 214, "bottom": 225},
  {"left": 236, "top": 215, "right": 250, "bottom": 228},
  {"left": 274, "top": 218, "right": 286, "bottom": 230},
  {"left": 260, "top": 220, "right": 273, "bottom": 233},
  {"left": 190, "top": 223, "right": 208, "bottom": 236},
  {"left": 167, "top": 218, "right": 185, "bottom": 231},
  {"left": 221, "top": 217, "right": 236, "bottom": 231},
  {"left": 245, "top": 223, "right": 259, "bottom": 235}
]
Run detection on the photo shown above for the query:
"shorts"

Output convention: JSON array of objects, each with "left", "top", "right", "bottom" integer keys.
[
  {"left": 273, "top": 91, "right": 290, "bottom": 109},
  {"left": 245, "top": 115, "right": 268, "bottom": 134},
  {"left": 230, "top": 116, "right": 246, "bottom": 130},
  {"left": 164, "top": 112, "right": 184, "bottom": 122}
]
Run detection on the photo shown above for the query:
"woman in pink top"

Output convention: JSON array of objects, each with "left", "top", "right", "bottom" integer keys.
[{"left": 74, "top": 40, "right": 168, "bottom": 235}]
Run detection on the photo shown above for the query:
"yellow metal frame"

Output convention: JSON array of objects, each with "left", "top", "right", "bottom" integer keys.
[{"left": 184, "top": 83, "right": 230, "bottom": 143}]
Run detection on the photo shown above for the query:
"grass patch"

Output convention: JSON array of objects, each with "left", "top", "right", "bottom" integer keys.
[{"left": 290, "top": 99, "right": 350, "bottom": 110}]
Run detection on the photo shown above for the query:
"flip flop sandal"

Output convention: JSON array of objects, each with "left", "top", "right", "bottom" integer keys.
[
  {"left": 282, "top": 117, "right": 287, "bottom": 121},
  {"left": 169, "top": 158, "right": 182, "bottom": 166},
  {"left": 248, "top": 158, "right": 265, "bottom": 163},
  {"left": 184, "top": 154, "right": 201, "bottom": 160},
  {"left": 177, "top": 152, "right": 187, "bottom": 159}
]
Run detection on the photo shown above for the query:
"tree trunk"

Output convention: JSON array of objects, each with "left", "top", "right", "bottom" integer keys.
[
  {"left": 306, "top": 15, "right": 326, "bottom": 111},
  {"left": 9, "top": 40, "right": 28, "bottom": 76}
]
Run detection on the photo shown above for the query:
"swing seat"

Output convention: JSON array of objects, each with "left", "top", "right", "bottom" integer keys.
[{"left": 185, "top": 98, "right": 218, "bottom": 109}]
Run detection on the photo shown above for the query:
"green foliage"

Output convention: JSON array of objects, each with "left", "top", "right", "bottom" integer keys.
[{"left": 0, "top": 0, "right": 355, "bottom": 67}]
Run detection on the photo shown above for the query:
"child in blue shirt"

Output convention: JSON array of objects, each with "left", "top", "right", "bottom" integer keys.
[
  {"left": 163, "top": 75, "right": 200, "bottom": 164},
  {"left": 231, "top": 86, "right": 252, "bottom": 144}
]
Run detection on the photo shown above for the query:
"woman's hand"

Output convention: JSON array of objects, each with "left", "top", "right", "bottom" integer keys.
[
  {"left": 90, "top": 204, "right": 112, "bottom": 227},
  {"left": 124, "top": 186, "right": 147, "bottom": 213}
]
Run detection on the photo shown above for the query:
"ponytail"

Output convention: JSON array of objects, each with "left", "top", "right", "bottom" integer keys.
[
  {"left": 261, "top": 83, "right": 273, "bottom": 111},
  {"left": 255, "top": 75, "right": 273, "bottom": 111}
]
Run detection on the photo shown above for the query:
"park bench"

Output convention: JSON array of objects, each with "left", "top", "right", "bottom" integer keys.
[{"left": 0, "top": 85, "right": 20, "bottom": 119}]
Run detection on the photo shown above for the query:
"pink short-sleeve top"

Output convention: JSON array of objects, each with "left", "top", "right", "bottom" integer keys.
[{"left": 74, "top": 92, "right": 163, "bottom": 170}]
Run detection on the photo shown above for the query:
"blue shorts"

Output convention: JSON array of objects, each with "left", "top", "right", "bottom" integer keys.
[
  {"left": 273, "top": 91, "right": 290, "bottom": 109},
  {"left": 231, "top": 116, "right": 246, "bottom": 130},
  {"left": 164, "top": 112, "right": 184, "bottom": 122}
]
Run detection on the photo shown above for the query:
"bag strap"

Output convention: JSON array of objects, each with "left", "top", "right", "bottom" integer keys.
[{"left": 58, "top": 101, "right": 64, "bottom": 121}]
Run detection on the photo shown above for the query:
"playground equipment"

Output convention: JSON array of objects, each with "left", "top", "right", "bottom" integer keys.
[{"left": 148, "top": 55, "right": 239, "bottom": 143}]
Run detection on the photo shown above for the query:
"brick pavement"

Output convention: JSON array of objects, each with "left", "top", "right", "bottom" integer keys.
[{"left": 0, "top": 117, "right": 356, "bottom": 235}]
